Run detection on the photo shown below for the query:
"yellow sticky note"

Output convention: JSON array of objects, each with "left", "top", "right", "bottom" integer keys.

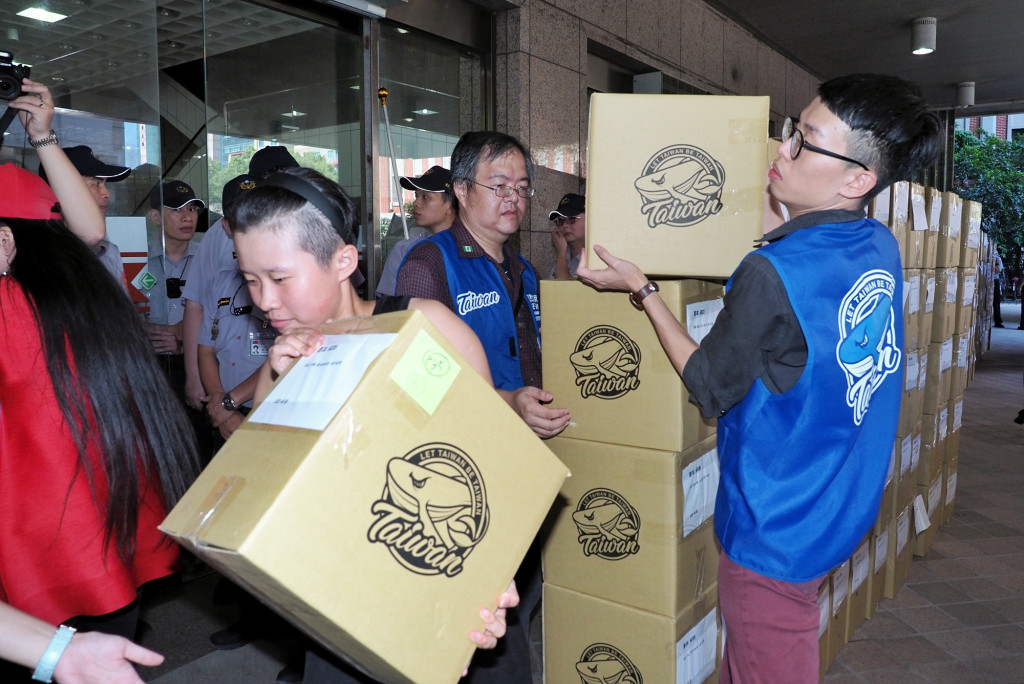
[{"left": 390, "top": 329, "right": 460, "bottom": 414}]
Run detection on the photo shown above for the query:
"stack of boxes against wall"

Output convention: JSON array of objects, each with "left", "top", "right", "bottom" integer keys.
[
  {"left": 536, "top": 93, "right": 779, "bottom": 684},
  {"left": 817, "top": 182, "right": 988, "bottom": 677}
]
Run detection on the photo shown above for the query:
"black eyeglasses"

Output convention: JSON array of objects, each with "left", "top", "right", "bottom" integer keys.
[
  {"left": 464, "top": 178, "right": 535, "bottom": 199},
  {"left": 553, "top": 216, "right": 582, "bottom": 228},
  {"left": 781, "top": 117, "right": 869, "bottom": 171}
]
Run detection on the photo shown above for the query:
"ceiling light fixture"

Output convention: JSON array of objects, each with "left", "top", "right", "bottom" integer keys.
[
  {"left": 911, "top": 17, "right": 936, "bottom": 55},
  {"left": 281, "top": 110, "right": 306, "bottom": 118},
  {"left": 412, "top": 108, "right": 437, "bottom": 116},
  {"left": 956, "top": 82, "right": 975, "bottom": 108},
  {"left": 17, "top": 7, "right": 67, "bottom": 22}
]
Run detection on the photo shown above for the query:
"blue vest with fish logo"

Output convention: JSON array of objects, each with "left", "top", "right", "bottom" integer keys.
[
  {"left": 715, "top": 216, "right": 902, "bottom": 583},
  {"left": 428, "top": 229, "right": 541, "bottom": 391}
]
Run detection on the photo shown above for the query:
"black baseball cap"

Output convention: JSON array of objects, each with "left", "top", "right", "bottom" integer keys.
[
  {"left": 548, "top": 192, "right": 586, "bottom": 220},
  {"left": 149, "top": 180, "right": 206, "bottom": 210},
  {"left": 222, "top": 174, "right": 258, "bottom": 213},
  {"left": 249, "top": 145, "right": 299, "bottom": 178},
  {"left": 399, "top": 165, "right": 452, "bottom": 193},
  {"left": 62, "top": 145, "right": 131, "bottom": 181}
]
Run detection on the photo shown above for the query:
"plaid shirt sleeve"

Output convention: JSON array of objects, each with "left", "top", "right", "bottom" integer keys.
[{"left": 394, "top": 241, "right": 454, "bottom": 310}]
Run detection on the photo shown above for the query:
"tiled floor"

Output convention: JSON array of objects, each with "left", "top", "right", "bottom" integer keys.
[{"left": 135, "top": 305, "right": 1024, "bottom": 683}]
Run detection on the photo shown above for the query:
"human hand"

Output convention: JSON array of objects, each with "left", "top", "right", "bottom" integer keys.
[
  {"left": 551, "top": 227, "right": 568, "bottom": 254},
  {"left": 205, "top": 392, "right": 235, "bottom": 428},
  {"left": 184, "top": 374, "right": 208, "bottom": 410},
  {"left": 218, "top": 412, "right": 244, "bottom": 440},
  {"left": 576, "top": 244, "right": 648, "bottom": 294},
  {"left": 501, "top": 386, "right": 570, "bottom": 439},
  {"left": 462, "top": 581, "right": 520, "bottom": 676},
  {"left": 268, "top": 328, "right": 325, "bottom": 376},
  {"left": 145, "top": 324, "right": 180, "bottom": 354},
  {"left": 52, "top": 630, "right": 163, "bottom": 684},
  {"left": 9, "top": 79, "right": 54, "bottom": 141}
]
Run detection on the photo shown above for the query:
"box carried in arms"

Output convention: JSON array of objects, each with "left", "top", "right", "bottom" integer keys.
[{"left": 161, "top": 309, "right": 570, "bottom": 684}]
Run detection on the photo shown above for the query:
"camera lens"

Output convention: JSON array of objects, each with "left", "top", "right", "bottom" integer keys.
[{"left": 0, "top": 73, "right": 20, "bottom": 100}]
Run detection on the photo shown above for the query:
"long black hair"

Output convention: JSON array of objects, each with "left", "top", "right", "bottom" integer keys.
[{"left": 2, "top": 217, "right": 200, "bottom": 562}]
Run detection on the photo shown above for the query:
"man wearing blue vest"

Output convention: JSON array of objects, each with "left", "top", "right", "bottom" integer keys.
[
  {"left": 396, "top": 131, "right": 570, "bottom": 439},
  {"left": 578, "top": 74, "right": 941, "bottom": 683},
  {"left": 396, "top": 130, "right": 568, "bottom": 683}
]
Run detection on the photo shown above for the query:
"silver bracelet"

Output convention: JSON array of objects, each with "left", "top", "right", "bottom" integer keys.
[
  {"left": 28, "top": 129, "right": 59, "bottom": 148},
  {"left": 32, "top": 624, "right": 76, "bottom": 683}
]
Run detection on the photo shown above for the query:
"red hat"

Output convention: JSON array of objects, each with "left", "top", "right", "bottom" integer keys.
[{"left": 0, "top": 163, "right": 61, "bottom": 220}]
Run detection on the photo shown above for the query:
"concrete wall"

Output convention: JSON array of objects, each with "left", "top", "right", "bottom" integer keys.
[{"left": 493, "top": 0, "right": 818, "bottom": 275}]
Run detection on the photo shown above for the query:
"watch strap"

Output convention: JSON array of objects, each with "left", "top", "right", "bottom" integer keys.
[{"left": 629, "top": 281, "right": 660, "bottom": 310}]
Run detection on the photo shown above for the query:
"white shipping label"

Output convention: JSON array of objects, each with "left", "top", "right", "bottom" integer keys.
[
  {"left": 913, "top": 494, "right": 931, "bottom": 534},
  {"left": 967, "top": 215, "right": 981, "bottom": 248},
  {"left": 893, "top": 183, "right": 910, "bottom": 224},
  {"left": 686, "top": 299, "right": 725, "bottom": 346},
  {"left": 962, "top": 274, "right": 976, "bottom": 305},
  {"left": 817, "top": 586, "right": 830, "bottom": 637},
  {"left": 851, "top": 540, "right": 870, "bottom": 592},
  {"left": 908, "top": 275, "right": 922, "bottom": 315},
  {"left": 957, "top": 337, "right": 969, "bottom": 369},
  {"left": 925, "top": 277, "right": 936, "bottom": 313},
  {"left": 905, "top": 351, "right": 919, "bottom": 391},
  {"left": 939, "top": 338, "right": 953, "bottom": 373},
  {"left": 874, "top": 531, "right": 889, "bottom": 573},
  {"left": 873, "top": 186, "right": 891, "bottom": 224},
  {"left": 911, "top": 191, "right": 927, "bottom": 231},
  {"left": 676, "top": 608, "right": 717, "bottom": 684},
  {"left": 953, "top": 399, "right": 963, "bottom": 431},
  {"left": 918, "top": 353, "right": 928, "bottom": 391},
  {"left": 945, "top": 270, "right": 958, "bottom": 303},
  {"left": 929, "top": 476, "right": 942, "bottom": 514},
  {"left": 832, "top": 561, "right": 850, "bottom": 615},
  {"left": 912, "top": 433, "right": 922, "bottom": 472},
  {"left": 886, "top": 444, "right": 896, "bottom": 486},
  {"left": 897, "top": 508, "right": 910, "bottom": 553},
  {"left": 682, "top": 448, "right": 720, "bottom": 537},
  {"left": 900, "top": 435, "right": 913, "bottom": 477},
  {"left": 248, "top": 333, "right": 396, "bottom": 431},
  {"left": 946, "top": 471, "right": 958, "bottom": 506},
  {"left": 929, "top": 194, "right": 942, "bottom": 231}
]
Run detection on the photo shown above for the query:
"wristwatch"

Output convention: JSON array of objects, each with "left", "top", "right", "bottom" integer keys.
[
  {"left": 221, "top": 393, "right": 238, "bottom": 412},
  {"left": 629, "top": 281, "right": 660, "bottom": 310}
]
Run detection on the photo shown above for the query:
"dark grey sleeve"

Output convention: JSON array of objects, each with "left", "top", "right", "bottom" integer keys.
[{"left": 681, "top": 253, "right": 806, "bottom": 418}]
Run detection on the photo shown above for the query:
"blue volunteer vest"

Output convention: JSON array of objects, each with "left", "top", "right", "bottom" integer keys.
[
  {"left": 428, "top": 230, "right": 541, "bottom": 391},
  {"left": 716, "top": 217, "right": 903, "bottom": 583}
]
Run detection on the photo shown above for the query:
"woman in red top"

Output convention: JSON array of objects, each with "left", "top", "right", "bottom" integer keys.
[{"left": 0, "top": 79, "right": 199, "bottom": 680}]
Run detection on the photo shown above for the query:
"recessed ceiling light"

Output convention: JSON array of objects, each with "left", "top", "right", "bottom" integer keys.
[
  {"left": 412, "top": 108, "right": 437, "bottom": 115},
  {"left": 17, "top": 7, "right": 67, "bottom": 22},
  {"left": 395, "top": 28, "right": 408, "bottom": 34},
  {"left": 281, "top": 110, "right": 306, "bottom": 118},
  {"left": 403, "top": 117, "right": 414, "bottom": 122}
]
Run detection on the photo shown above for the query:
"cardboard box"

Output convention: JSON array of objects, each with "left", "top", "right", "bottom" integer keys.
[
  {"left": 544, "top": 583, "right": 720, "bottom": 684},
  {"left": 922, "top": 187, "right": 942, "bottom": 269},
  {"left": 540, "top": 279, "right": 720, "bottom": 452},
  {"left": 587, "top": 93, "right": 769, "bottom": 278},
  {"left": 937, "top": 191, "right": 963, "bottom": 268},
  {"left": 898, "top": 350, "right": 920, "bottom": 437},
  {"left": 955, "top": 267, "right": 977, "bottom": 336},
  {"left": 923, "top": 338, "right": 953, "bottom": 413},
  {"left": 828, "top": 560, "right": 851, "bottom": 661},
  {"left": 161, "top": 310, "right": 570, "bottom": 684},
  {"left": 867, "top": 530, "right": 888, "bottom": 619},
  {"left": 845, "top": 538, "right": 871, "bottom": 641},
  {"left": 959, "top": 200, "right": 982, "bottom": 268},
  {"left": 817, "top": 580, "right": 832, "bottom": 680},
  {"left": 942, "top": 465, "right": 958, "bottom": 526},
  {"left": 542, "top": 436, "right": 720, "bottom": 617},
  {"left": 873, "top": 444, "right": 896, "bottom": 536},
  {"left": 905, "top": 183, "right": 928, "bottom": 269},
  {"left": 883, "top": 505, "right": 912, "bottom": 598},
  {"left": 903, "top": 270, "right": 922, "bottom": 352},
  {"left": 913, "top": 472, "right": 944, "bottom": 557},
  {"left": 931, "top": 269, "right": 958, "bottom": 343},
  {"left": 894, "top": 428, "right": 921, "bottom": 517},
  {"left": 920, "top": 273, "right": 936, "bottom": 347}
]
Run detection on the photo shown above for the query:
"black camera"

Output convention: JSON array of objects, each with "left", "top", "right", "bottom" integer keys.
[{"left": 0, "top": 51, "right": 31, "bottom": 101}]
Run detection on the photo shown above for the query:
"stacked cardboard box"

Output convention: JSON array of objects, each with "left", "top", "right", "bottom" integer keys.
[{"left": 540, "top": 280, "right": 724, "bottom": 684}]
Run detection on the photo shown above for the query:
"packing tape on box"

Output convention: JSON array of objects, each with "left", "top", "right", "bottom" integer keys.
[{"left": 181, "top": 475, "right": 246, "bottom": 542}]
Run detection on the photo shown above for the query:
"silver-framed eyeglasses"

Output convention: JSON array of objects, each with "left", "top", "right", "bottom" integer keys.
[
  {"left": 465, "top": 178, "right": 535, "bottom": 199},
  {"left": 553, "top": 216, "right": 582, "bottom": 228},
  {"left": 781, "top": 117, "right": 869, "bottom": 171}
]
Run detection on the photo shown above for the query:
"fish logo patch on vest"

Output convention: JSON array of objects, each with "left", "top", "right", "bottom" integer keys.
[
  {"left": 634, "top": 145, "right": 724, "bottom": 229},
  {"left": 570, "top": 326, "right": 641, "bottom": 399},
  {"left": 836, "top": 269, "right": 902, "bottom": 425},
  {"left": 575, "top": 643, "right": 643, "bottom": 684},
  {"left": 571, "top": 489, "right": 640, "bottom": 560},
  {"left": 368, "top": 443, "right": 489, "bottom": 577}
]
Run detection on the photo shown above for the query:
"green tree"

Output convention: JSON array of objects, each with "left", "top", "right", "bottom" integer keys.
[{"left": 953, "top": 128, "right": 1024, "bottom": 276}]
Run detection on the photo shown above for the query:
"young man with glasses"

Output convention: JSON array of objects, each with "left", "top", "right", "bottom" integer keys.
[
  {"left": 548, "top": 192, "right": 586, "bottom": 279},
  {"left": 579, "top": 73, "right": 941, "bottom": 683}
]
